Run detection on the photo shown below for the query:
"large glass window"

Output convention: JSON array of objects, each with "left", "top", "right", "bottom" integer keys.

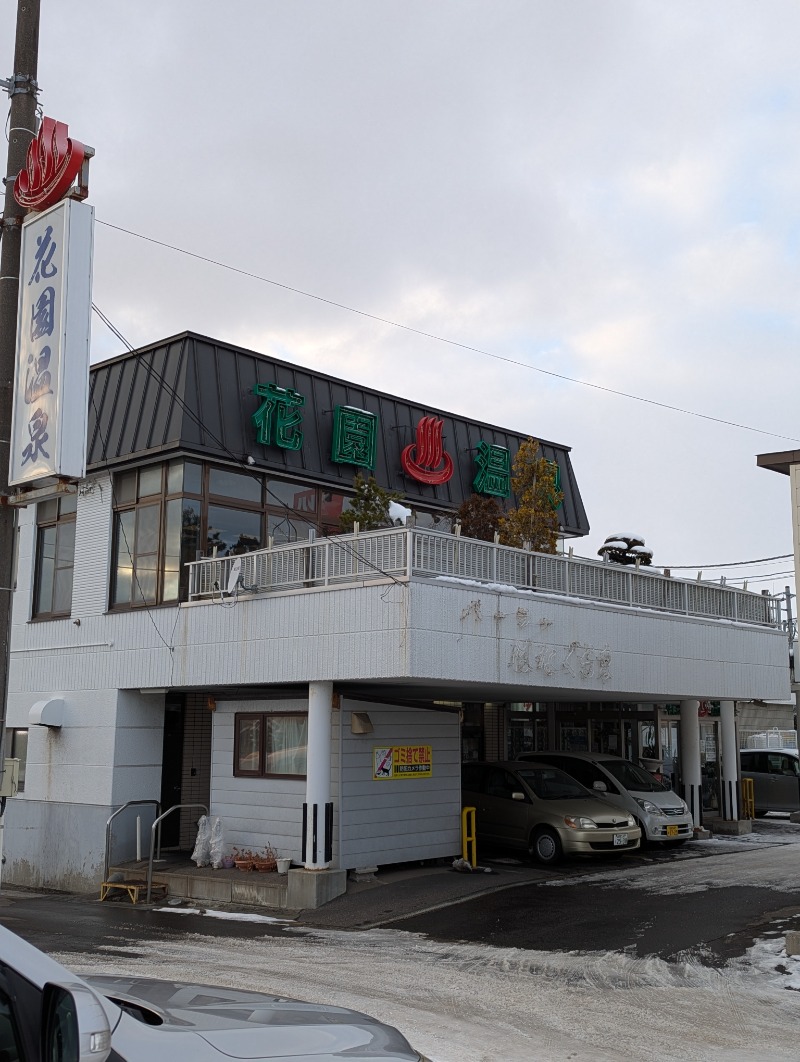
[
  {"left": 33, "top": 494, "right": 77, "bottom": 619},
  {"left": 112, "top": 460, "right": 206, "bottom": 608},
  {"left": 234, "top": 713, "right": 308, "bottom": 777}
]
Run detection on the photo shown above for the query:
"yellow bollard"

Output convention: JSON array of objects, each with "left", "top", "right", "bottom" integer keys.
[
  {"left": 740, "top": 777, "right": 755, "bottom": 820},
  {"left": 461, "top": 806, "right": 477, "bottom": 866}
]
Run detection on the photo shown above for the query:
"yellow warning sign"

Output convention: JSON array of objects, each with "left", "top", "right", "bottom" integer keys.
[{"left": 373, "top": 745, "right": 432, "bottom": 780}]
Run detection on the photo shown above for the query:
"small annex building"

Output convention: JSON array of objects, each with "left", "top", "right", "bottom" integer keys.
[{"left": 5, "top": 333, "right": 790, "bottom": 906}]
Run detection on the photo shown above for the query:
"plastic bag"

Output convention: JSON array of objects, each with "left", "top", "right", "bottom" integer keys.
[
  {"left": 191, "top": 815, "right": 211, "bottom": 867},
  {"left": 209, "top": 817, "right": 223, "bottom": 869}
]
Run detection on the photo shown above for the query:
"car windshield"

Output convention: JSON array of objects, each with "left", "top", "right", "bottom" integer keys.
[
  {"left": 602, "top": 759, "right": 665, "bottom": 792},
  {"left": 516, "top": 767, "right": 589, "bottom": 800}
]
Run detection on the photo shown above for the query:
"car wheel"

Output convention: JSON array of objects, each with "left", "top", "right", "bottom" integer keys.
[{"left": 530, "top": 827, "right": 562, "bottom": 865}]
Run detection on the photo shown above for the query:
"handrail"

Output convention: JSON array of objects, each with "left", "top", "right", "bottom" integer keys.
[
  {"left": 146, "top": 803, "right": 208, "bottom": 903},
  {"left": 103, "top": 799, "right": 161, "bottom": 883},
  {"left": 185, "top": 526, "right": 782, "bottom": 628}
]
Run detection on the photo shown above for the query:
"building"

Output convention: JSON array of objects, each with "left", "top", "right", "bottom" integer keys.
[{"left": 5, "top": 333, "right": 790, "bottom": 905}]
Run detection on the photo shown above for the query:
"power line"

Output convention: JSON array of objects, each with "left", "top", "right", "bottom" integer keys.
[
  {"left": 95, "top": 218, "right": 800, "bottom": 446},
  {"left": 663, "top": 553, "right": 794, "bottom": 570}
]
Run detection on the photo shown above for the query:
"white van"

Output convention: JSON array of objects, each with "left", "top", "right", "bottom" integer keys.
[
  {"left": 519, "top": 751, "right": 694, "bottom": 844},
  {"left": 739, "top": 748, "right": 800, "bottom": 815}
]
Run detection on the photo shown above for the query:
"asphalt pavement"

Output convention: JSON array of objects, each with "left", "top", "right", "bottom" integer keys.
[{"left": 4, "top": 827, "right": 800, "bottom": 967}]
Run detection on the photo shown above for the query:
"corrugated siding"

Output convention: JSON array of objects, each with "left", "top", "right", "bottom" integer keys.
[
  {"left": 86, "top": 332, "right": 589, "bottom": 536},
  {"left": 338, "top": 699, "right": 461, "bottom": 868},
  {"left": 211, "top": 698, "right": 308, "bottom": 861},
  {"left": 71, "top": 472, "right": 112, "bottom": 618}
]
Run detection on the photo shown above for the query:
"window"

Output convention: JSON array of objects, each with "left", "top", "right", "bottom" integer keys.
[
  {"left": 33, "top": 494, "right": 77, "bottom": 619},
  {"left": 111, "top": 460, "right": 204, "bottom": 607},
  {"left": 5, "top": 730, "right": 27, "bottom": 793},
  {"left": 234, "top": 713, "right": 308, "bottom": 777}
]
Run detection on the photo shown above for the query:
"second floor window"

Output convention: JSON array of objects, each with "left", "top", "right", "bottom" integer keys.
[{"left": 33, "top": 494, "right": 77, "bottom": 619}]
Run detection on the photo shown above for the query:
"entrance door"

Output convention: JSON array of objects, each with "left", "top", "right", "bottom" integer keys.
[{"left": 160, "top": 695, "right": 185, "bottom": 848}]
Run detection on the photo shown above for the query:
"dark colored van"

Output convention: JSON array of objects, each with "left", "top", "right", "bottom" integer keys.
[{"left": 739, "top": 748, "right": 800, "bottom": 815}]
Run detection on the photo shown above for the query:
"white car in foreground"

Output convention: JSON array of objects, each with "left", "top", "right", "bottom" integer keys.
[{"left": 0, "top": 923, "right": 429, "bottom": 1061}]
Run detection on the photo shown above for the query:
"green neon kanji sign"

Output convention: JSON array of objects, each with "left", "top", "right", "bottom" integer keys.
[
  {"left": 252, "top": 383, "right": 305, "bottom": 451},
  {"left": 473, "top": 441, "right": 511, "bottom": 497},
  {"left": 331, "top": 406, "right": 377, "bottom": 468}
]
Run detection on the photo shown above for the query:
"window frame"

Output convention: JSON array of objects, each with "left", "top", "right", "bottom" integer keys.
[
  {"left": 32, "top": 494, "right": 77, "bottom": 620},
  {"left": 233, "top": 712, "right": 308, "bottom": 779}
]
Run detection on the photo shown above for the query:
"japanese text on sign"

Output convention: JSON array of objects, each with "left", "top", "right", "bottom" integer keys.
[{"left": 373, "top": 745, "right": 433, "bottom": 780}]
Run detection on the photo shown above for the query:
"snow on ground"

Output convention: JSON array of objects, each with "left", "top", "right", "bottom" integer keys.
[
  {"left": 48, "top": 823, "right": 800, "bottom": 1061},
  {"left": 53, "top": 919, "right": 800, "bottom": 1062}
]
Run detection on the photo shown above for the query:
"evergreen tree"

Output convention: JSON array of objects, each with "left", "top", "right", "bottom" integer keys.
[
  {"left": 339, "top": 473, "right": 403, "bottom": 532},
  {"left": 498, "top": 438, "right": 563, "bottom": 553},
  {"left": 457, "top": 493, "right": 503, "bottom": 542}
]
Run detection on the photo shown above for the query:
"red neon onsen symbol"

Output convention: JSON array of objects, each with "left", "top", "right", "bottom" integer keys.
[
  {"left": 401, "top": 416, "right": 453, "bottom": 485},
  {"left": 14, "top": 117, "right": 86, "bottom": 211}
]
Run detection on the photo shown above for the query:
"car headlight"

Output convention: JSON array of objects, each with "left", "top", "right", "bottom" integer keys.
[
  {"left": 634, "top": 798, "right": 663, "bottom": 816},
  {"left": 564, "top": 815, "right": 598, "bottom": 829},
  {"left": 626, "top": 816, "right": 636, "bottom": 827}
]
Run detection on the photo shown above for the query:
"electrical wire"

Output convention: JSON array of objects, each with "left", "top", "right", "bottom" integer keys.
[
  {"left": 90, "top": 303, "right": 407, "bottom": 589},
  {"left": 662, "top": 554, "right": 793, "bottom": 570},
  {"left": 94, "top": 218, "right": 800, "bottom": 446}
]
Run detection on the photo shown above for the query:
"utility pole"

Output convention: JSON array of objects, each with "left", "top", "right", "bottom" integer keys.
[{"left": 0, "top": 1, "right": 41, "bottom": 774}]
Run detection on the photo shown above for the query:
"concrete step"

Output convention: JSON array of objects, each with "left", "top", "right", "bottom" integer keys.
[{"left": 109, "top": 861, "right": 290, "bottom": 908}]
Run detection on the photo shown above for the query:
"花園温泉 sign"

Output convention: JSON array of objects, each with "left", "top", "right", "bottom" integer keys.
[{"left": 9, "top": 197, "right": 94, "bottom": 486}]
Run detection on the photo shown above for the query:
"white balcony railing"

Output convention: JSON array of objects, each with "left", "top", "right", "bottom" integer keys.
[{"left": 185, "top": 527, "right": 782, "bottom": 628}]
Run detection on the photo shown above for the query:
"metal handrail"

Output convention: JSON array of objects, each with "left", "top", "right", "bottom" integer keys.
[
  {"left": 103, "top": 799, "right": 161, "bottom": 883},
  {"left": 146, "top": 803, "right": 208, "bottom": 903},
  {"left": 185, "top": 527, "right": 782, "bottom": 628}
]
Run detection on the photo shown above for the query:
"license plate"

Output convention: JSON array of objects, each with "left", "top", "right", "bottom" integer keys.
[
  {"left": 613, "top": 833, "right": 628, "bottom": 846},
  {"left": 666, "top": 825, "right": 679, "bottom": 837}
]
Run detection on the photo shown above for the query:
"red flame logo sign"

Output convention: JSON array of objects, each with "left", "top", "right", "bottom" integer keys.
[
  {"left": 401, "top": 416, "right": 454, "bottom": 485},
  {"left": 14, "top": 117, "right": 86, "bottom": 211}
]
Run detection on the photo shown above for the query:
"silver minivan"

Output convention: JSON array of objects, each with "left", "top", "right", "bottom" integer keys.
[
  {"left": 519, "top": 751, "right": 694, "bottom": 844},
  {"left": 739, "top": 748, "right": 800, "bottom": 815}
]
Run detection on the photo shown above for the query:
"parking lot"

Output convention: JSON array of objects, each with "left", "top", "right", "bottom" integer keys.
[{"left": 1, "top": 817, "right": 799, "bottom": 1061}]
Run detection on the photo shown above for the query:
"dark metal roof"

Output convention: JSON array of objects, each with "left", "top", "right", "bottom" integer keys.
[
  {"left": 87, "top": 332, "right": 590, "bottom": 537},
  {"left": 756, "top": 449, "right": 800, "bottom": 476}
]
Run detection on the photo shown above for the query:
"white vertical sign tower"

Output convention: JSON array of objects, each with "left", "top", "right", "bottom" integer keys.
[{"left": 8, "top": 196, "right": 93, "bottom": 486}]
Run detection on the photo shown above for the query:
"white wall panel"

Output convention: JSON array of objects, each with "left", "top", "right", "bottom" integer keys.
[{"left": 337, "top": 699, "right": 461, "bottom": 869}]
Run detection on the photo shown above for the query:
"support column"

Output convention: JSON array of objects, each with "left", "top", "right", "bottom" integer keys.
[
  {"left": 680, "top": 700, "right": 702, "bottom": 827},
  {"left": 719, "top": 700, "right": 739, "bottom": 821},
  {"left": 303, "top": 681, "right": 333, "bottom": 869}
]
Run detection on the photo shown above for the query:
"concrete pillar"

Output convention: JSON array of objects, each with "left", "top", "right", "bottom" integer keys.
[
  {"left": 304, "top": 681, "right": 333, "bottom": 869},
  {"left": 680, "top": 699, "right": 702, "bottom": 827},
  {"left": 719, "top": 700, "right": 740, "bottom": 820}
]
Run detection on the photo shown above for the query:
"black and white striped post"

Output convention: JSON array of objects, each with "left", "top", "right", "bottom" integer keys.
[{"left": 303, "top": 680, "right": 334, "bottom": 869}]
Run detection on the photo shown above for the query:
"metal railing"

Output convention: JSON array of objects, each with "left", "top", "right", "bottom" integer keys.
[
  {"left": 186, "top": 527, "right": 781, "bottom": 628},
  {"left": 103, "top": 799, "right": 161, "bottom": 884},
  {"left": 147, "top": 803, "right": 208, "bottom": 903}
]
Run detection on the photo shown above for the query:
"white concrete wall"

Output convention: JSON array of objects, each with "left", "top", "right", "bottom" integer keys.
[
  {"left": 3, "top": 685, "right": 164, "bottom": 891},
  {"left": 338, "top": 699, "right": 461, "bottom": 868}
]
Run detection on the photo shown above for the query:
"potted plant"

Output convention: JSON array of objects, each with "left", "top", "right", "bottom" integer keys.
[
  {"left": 252, "top": 844, "right": 277, "bottom": 872},
  {"left": 232, "top": 848, "right": 255, "bottom": 871}
]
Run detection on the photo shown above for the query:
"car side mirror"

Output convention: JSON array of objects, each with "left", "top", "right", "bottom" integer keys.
[
  {"left": 42, "top": 982, "right": 112, "bottom": 1062},
  {"left": 511, "top": 791, "right": 526, "bottom": 801},
  {"left": 592, "top": 781, "right": 607, "bottom": 792}
]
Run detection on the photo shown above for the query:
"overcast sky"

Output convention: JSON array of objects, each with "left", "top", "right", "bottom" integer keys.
[{"left": 4, "top": 1, "right": 800, "bottom": 598}]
